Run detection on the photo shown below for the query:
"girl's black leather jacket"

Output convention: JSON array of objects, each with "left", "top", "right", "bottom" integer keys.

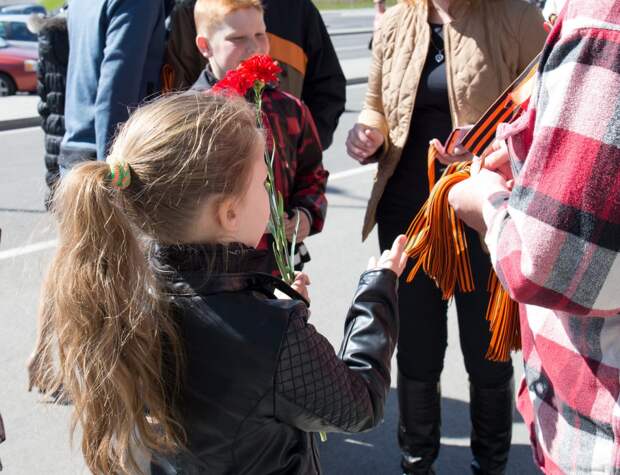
[{"left": 151, "top": 244, "right": 399, "bottom": 475}]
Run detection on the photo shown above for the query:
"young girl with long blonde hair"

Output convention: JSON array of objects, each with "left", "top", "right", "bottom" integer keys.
[{"left": 29, "top": 92, "right": 407, "bottom": 475}]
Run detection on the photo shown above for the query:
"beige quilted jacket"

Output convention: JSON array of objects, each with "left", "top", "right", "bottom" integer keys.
[{"left": 358, "top": 0, "right": 546, "bottom": 240}]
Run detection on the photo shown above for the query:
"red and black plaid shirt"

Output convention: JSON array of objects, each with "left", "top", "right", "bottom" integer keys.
[
  {"left": 260, "top": 87, "right": 328, "bottom": 235},
  {"left": 481, "top": 2, "right": 620, "bottom": 471}
]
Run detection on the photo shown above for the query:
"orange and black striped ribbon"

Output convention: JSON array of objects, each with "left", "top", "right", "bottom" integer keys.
[{"left": 460, "top": 53, "right": 541, "bottom": 156}]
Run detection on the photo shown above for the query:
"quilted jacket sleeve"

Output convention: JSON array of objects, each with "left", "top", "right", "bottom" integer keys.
[
  {"left": 274, "top": 269, "right": 398, "bottom": 433},
  {"left": 358, "top": 8, "right": 392, "bottom": 143}
]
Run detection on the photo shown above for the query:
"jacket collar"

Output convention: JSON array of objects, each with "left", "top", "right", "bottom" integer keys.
[
  {"left": 190, "top": 64, "right": 278, "bottom": 94},
  {"left": 421, "top": 0, "right": 475, "bottom": 24},
  {"left": 154, "top": 242, "right": 268, "bottom": 275},
  {"left": 152, "top": 243, "right": 309, "bottom": 306},
  {"left": 191, "top": 64, "right": 217, "bottom": 91}
]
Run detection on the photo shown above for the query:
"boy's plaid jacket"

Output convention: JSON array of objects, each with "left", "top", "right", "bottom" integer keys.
[
  {"left": 192, "top": 66, "right": 328, "bottom": 235},
  {"left": 481, "top": 1, "right": 620, "bottom": 472}
]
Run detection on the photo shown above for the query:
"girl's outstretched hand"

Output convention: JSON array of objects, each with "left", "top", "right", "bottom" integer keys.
[
  {"left": 367, "top": 234, "right": 408, "bottom": 277},
  {"left": 291, "top": 271, "right": 311, "bottom": 303}
]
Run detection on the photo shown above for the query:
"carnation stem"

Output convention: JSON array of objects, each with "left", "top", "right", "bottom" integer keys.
[{"left": 253, "top": 83, "right": 296, "bottom": 284}]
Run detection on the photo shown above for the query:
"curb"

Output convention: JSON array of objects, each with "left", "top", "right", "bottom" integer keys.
[
  {"left": 0, "top": 116, "right": 40, "bottom": 132},
  {"left": 329, "top": 28, "right": 373, "bottom": 36},
  {"left": 345, "top": 77, "right": 368, "bottom": 86}
]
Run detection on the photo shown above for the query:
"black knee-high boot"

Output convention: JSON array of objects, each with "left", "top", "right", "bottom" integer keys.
[
  {"left": 398, "top": 372, "right": 441, "bottom": 475},
  {"left": 469, "top": 378, "right": 514, "bottom": 475}
]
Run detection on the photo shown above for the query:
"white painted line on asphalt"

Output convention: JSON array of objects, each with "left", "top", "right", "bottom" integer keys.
[
  {"left": 0, "top": 165, "right": 375, "bottom": 260},
  {"left": 329, "top": 163, "right": 376, "bottom": 182},
  {"left": 330, "top": 28, "right": 373, "bottom": 36},
  {"left": 439, "top": 436, "right": 470, "bottom": 447},
  {"left": 343, "top": 438, "right": 374, "bottom": 447},
  {"left": 0, "top": 239, "right": 57, "bottom": 261},
  {"left": 336, "top": 45, "right": 370, "bottom": 53}
]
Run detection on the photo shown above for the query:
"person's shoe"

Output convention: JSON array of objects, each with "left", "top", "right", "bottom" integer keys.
[
  {"left": 398, "top": 371, "right": 441, "bottom": 475},
  {"left": 469, "top": 378, "right": 514, "bottom": 475}
]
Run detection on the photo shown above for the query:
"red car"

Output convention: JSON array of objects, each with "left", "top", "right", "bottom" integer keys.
[{"left": 0, "top": 36, "right": 37, "bottom": 96}]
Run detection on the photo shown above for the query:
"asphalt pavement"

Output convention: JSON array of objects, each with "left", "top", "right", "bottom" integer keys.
[{"left": 0, "top": 8, "right": 540, "bottom": 475}]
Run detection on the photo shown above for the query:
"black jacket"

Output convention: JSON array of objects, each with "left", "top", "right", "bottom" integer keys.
[
  {"left": 263, "top": 0, "right": 346, "bottom": 150},
  {"left": 36, "top": 16, "right": 68, "bottom": 192},
  {"left": 150, "top": 244, "right": 399, "bottom": 474}
]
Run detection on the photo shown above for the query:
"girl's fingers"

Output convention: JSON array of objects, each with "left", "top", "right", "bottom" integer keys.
[
  {"left": 399, "top": 249, "right": 409, "bottom": 272},
  {"left": 367, "top": 256, "right": 378, "bottom": 269},
  {"left": 390, "top": 234, "right": 407, "bottom": 256},
  {"left": 369, "top": 236, "right": 408, "bottom": 274}
]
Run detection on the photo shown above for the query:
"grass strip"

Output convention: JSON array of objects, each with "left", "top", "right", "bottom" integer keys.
[{"left": 313, "top": 0, "right": 397, "bottom": 10}]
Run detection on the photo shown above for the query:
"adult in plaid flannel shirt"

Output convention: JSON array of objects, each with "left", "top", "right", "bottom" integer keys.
[{"left": 449, "top": 0, "right": 620, "bottom": 472}]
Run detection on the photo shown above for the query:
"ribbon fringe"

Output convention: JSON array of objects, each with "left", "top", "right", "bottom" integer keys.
[{"left": 405, "top": 145, "right": 520, "bottom": 362}]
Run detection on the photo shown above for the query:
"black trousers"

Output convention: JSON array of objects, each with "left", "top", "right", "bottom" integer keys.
[{"left": 377, "top": 212, "right": 513, "bottom": 388}]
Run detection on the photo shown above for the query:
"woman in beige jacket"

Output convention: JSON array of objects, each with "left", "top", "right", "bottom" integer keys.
[{"left": 345, "top": 1, "right": 546, "bottom": 474}]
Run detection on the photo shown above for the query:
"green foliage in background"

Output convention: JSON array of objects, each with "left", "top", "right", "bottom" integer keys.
[
  {"left": 313, "top": 0, "right": 397, "bottom": 9},
  {"left": 39, "top": 0, "right": 64, "bottom": 12}
]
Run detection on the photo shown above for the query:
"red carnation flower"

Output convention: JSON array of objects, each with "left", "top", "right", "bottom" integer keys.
[
  {"left": 212, "top": 69, "right": 254, "bottom": 96},
  {"left": 212, "top": 54, "right": 281, "bottom": 96},
  {"left": 240, "top": 54, "right": 282, "bottom": 86}
]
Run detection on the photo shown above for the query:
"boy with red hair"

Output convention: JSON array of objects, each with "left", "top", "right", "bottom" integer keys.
[{"left": 192, "top": 0, "right": 328, "bottom": 275}]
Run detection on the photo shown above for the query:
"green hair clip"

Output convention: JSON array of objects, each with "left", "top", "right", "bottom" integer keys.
[{"left": 108, "top": 160, "right": 131, "bottom": 190}]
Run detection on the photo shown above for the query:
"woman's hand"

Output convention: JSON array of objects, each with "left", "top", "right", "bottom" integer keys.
[
  {"left": 291, "top": 272, "right": 311, "bottom": 303},
  {"left": 430, "top": 139, "right": 472, "bottom": 165},
  {"left": 346, "top": 123, "right": 385, "bottom": 164},
  {"left": 367, "top": 234, "right": 408, "bottom": 277}
]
